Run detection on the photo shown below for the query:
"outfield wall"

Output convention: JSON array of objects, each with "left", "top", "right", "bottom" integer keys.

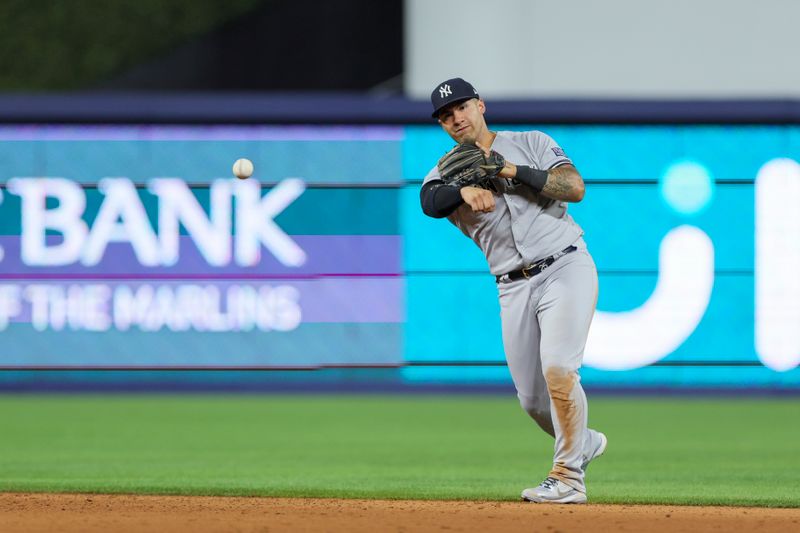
[{"left": 0, "top": 121, "right": 798, "bottom": 390}]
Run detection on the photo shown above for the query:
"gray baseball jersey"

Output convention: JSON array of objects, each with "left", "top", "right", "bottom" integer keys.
[
  {"left": 422, "top": 130, "right": 603, "bottom": 494},
  {"left": 422, "top": 130, "right": 584, "bottom": 276}
]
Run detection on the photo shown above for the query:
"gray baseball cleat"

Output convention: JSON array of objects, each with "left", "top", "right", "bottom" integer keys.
[
  {"left": 581, "top": 431, "right": 608, "bottom": 471},
  {"left": 521, "top": 477, "right": 587, "bottom": 504}
]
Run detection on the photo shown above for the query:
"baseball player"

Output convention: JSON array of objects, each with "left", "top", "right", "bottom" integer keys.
[{"left": 420, "top": 78, "right": 607, "bottom": 504}]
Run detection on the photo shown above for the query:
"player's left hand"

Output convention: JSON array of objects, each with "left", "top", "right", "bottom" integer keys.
[{"left": 476, "top": 141, "right": 516, "bottom": 180}]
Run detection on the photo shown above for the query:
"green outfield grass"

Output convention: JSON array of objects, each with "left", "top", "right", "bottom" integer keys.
[{"left": 0, "top": 394, "right": 798, "bottom": 507}]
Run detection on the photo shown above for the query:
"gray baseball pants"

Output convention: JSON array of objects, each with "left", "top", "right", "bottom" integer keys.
[{"left": 498, "top": 243, "right": 601, "bottom": 492}]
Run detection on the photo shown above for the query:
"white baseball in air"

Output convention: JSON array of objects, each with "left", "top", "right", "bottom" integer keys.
[{"left": 232, "top": 158, "right": 254, "bottom": 179}]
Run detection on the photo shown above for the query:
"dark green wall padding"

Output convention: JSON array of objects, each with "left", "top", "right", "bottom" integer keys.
[{"left": 0, "top": 0, "right": 264, "bottom": 90}]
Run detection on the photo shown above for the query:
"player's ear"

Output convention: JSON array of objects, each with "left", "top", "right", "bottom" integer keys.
[{"left": 477, "top": 99, "right": 486, "bottom": 114}]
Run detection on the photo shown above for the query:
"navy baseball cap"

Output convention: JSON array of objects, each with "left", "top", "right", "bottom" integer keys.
[{"left": 430, "top": 77, "right": 480, "bottom": 118}]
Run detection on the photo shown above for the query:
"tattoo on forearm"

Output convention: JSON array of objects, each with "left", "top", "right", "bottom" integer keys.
[{"left": 541, "top": 166, "right": 582, "bottom": 201}]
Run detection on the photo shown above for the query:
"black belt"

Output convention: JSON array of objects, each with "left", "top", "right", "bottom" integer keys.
[{"left": 496, "top": 245, "right": 578, "bottom": 283}]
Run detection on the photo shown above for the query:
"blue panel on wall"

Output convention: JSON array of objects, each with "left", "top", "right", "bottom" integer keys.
[{"left": 401, "top": 124, "right": 800, "bottom": 389}]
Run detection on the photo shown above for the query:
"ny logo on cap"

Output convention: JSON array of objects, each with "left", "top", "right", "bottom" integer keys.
[{"left": 439, "top": 84, "right": 452, "bottom": 98}]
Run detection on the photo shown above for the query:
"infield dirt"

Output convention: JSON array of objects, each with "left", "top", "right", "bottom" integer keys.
[{"left": 2, "top": 493, "right": 799, "bottom": 533}]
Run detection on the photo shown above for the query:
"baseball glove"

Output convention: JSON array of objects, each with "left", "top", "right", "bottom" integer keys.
[{"left": 437, "top": 143, "right": 505, "bottom": 190}]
